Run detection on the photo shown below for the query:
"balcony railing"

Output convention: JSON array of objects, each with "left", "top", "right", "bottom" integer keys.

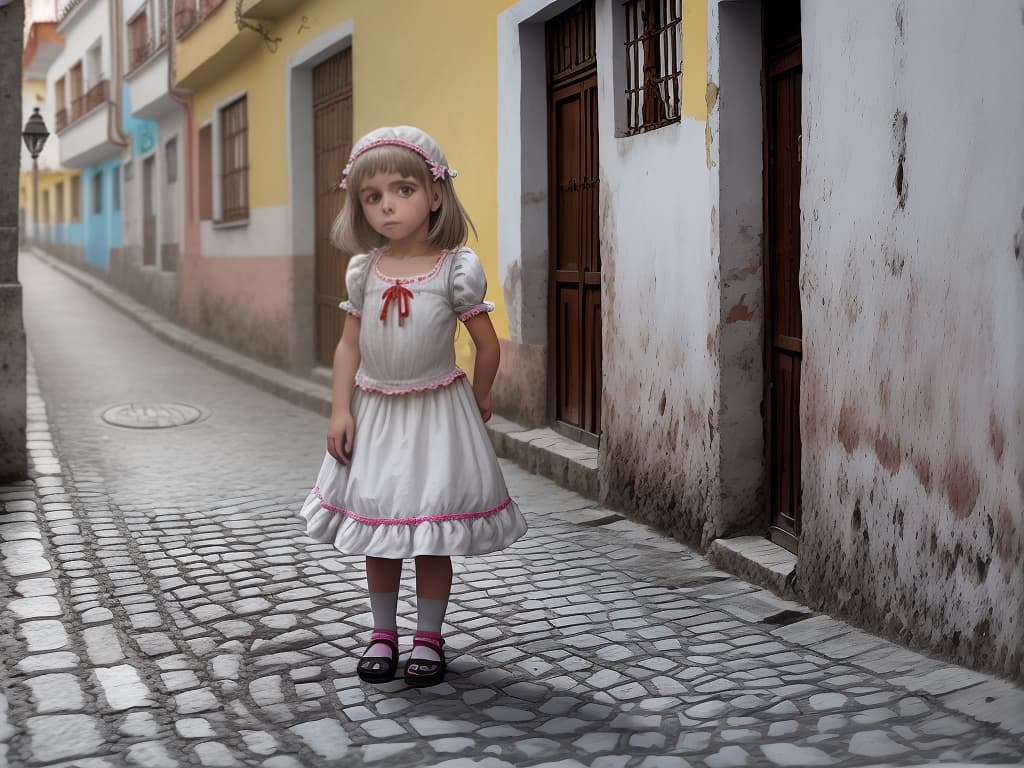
[
  {"left": 175, "top": 5, "right": 198, "bottom": 38},
  {"left": 57, "top": 0, "right": 88, "bottom": 24},
  {"left": 63, "top": 79, "right": 109, "bottom": 130},
  {"left": 200, "top": 0, "right": 226, "bottom": 15},
  {"left": 84, "top": 79, "right": 109, "bottom": 112},
  {"left": 175, "top": 0, "right": 226, "bottom": 39},
  {"left": 128, "top": 30, "right": 167, "bottom": 74}
]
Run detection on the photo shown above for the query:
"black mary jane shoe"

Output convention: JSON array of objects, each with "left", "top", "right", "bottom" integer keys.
[
  {"left": 356, "top": 635, "right": 399, "bottom": 684},
  {"left": 404, "top": 636, "right": 446, "bottom": 688}
]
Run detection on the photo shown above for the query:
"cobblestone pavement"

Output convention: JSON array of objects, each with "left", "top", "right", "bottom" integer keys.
[{"left": 1, "top": 251, "right": 1022, "bottom": 768}]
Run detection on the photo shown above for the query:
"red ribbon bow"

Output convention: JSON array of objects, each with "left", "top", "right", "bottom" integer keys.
[{"left": 380, "top": 284, "right": 414, "bottom": 326}]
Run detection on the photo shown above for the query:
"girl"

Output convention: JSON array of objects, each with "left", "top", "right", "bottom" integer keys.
[{"left": 299, "top": 126, "right": 528, "bottom": 687}]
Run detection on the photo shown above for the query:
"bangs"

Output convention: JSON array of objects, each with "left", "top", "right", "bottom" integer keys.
[{"left": 348, "top": 145, "right": 432, "bottom": 189}]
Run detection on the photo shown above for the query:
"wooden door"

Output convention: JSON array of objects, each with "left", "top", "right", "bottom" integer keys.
[
  {"left": 143, "top": 156, "right": 156, "bottom": 267},
  {"left": 546, "top": 1, "right": 602, "bottom": 439},
  {"left": 313, "top": 48, "right": 354, "bottom": 367},
  {"left": 763, "top": 0, "right": 803, "bottom": 552}
]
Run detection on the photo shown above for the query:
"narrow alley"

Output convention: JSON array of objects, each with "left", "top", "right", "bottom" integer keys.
[{"left": 1, "top": 251, "right": 1022, "bottom": 767}]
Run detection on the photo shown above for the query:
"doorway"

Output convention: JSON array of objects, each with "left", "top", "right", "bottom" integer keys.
[
  {"left": 763, "top": 0, "right": 803, "bottom": 552},
  {"left": 312, "top": 48, "right": 353, "bottom": 367},
  {"left": 143, "top": 155, "right": 157, "bottom": 267},
  {"left": 546, "top": 0, "right": 602, "bottom": 442}
]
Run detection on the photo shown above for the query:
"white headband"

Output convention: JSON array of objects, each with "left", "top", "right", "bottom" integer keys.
[{"left": 338, "top": 126, "right": 458, "bottom": 190}]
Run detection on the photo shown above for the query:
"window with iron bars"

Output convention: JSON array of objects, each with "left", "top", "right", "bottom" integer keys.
[
  {"left": 220, "top": 96, "right": 249, "bottom": 223},
  {"left": 623, "top": 0, "right": 682, "bottom": 135}
]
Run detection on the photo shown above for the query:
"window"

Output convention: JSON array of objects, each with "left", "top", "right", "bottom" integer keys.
[
  {"left": 199, "top": 124, "right": 212, "bottom": 220},
  {"left": 42, "top": 189, "right": 50, "bottom": 224},
  {"left": 56, "top": 182, "right": 65, "bottom": 223},
  {"left": 91, "top": 172, "right": 102, "bottom": 214},
  {"left": 623, "top": 0, "right": 682, "bottom": 135},
  {"left": 69, "top": 62, "right": 83, "bottom": 120},
  {"left": 71, "top": 176, "right": 81, "bottom": 221},
  {"left": 128, "top": 9, "right": 149, "bottom": 71},
  {"left": 124, "top": 159, "right": 133, "bottom": 182},
  {"left": 220, "top": 96, "right": 248, "bottom": 222},
  {"left": 165, "top": 137, "right": 178, "bottom": 184},
  {"left": 112, "top": 168, "right": 120, "bottom": 211},
  {"left": 55, "top": 77, "right": 67, "bottom": 131}
]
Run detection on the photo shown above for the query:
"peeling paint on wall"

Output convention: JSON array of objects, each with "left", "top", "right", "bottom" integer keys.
[{"left": 799, "top": 1, "right": 1024, "bottom": 682}]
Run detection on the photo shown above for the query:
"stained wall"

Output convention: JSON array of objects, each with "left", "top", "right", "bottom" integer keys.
[{"left": 798, "top": 0, "right": 1024, "bottom": 680}]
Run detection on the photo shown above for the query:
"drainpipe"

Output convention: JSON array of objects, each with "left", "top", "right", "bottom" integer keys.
[
  {"left": 107, "top": 0, "right": 129, "bottom": 149},
  {"left": 167, "top": 0, "right": 196, "bottom": 318}
]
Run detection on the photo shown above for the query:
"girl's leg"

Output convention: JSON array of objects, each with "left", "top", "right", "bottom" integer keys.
[
  {"left": 364, "top": 556, "right": 402, "bottom": 659},
  {"left": 410, "top": 555, "right": 452, "bottom": 664}
]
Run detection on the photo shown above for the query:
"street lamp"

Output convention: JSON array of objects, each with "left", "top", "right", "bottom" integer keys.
[{"left": 22, "top": 107, "right": 50, "bottom": 241}]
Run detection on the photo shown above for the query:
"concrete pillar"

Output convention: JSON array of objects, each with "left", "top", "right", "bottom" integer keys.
[{"left": 0, "top": 1, "right": 27, "bottom": 482}]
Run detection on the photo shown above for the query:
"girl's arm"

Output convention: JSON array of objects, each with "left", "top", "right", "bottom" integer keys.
[
  {"left": 327, "top": 316, "right": 361, "bottom": 464},
  {"left": 464, "top": 313, "right": 500, "bottom": 422}
]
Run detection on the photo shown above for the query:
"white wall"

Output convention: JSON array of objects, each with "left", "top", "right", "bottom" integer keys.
[
  {"left": 498, "top": 0, "right": 720, "bottom": 542},
  {"left": 59, "top": 0, "right": 111, "bottom": 86},
  {"left": 798, "top": 0, "right": 1024, "bottom": 681}
]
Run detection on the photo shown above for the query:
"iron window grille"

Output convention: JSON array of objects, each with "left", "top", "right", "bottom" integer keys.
[
  {"left": 221, "top": 96, "right": 249, "bottom": 223},
  {"left": 623, "top": 0, "right": 682, "bottom": 135}
]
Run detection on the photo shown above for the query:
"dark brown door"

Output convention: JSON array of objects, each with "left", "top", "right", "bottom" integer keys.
[
  {"left": 313, "top": 48, "right": 354, "bottom": 367},
  {"left": 547, "top": 1, "right": 602, "bottom": 439},
  {"left": 763, "top": 1, "right": 803, "bottom": 552},
  {"left": 143, "top": 156, "right": 156, "bottom": 267}
]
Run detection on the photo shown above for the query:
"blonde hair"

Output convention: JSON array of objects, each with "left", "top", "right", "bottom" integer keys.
[{"left": 330, "top": 144, "right": 477, "bottom": 256}]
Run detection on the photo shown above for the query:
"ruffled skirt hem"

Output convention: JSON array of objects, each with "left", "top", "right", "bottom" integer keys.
[{"left": 300, "top": 491, "right": 528, "bottom": 558}]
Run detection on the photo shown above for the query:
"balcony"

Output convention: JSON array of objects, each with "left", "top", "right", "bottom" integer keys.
[
  {"left": 56, "top": 108, "right": 68, "bottom": 132},
  {"left": 174, "top": 5, "right": 199, "bottom": 39},
  {"left": 175, "top": 0, "right": 226, "bottom": 41},
  {"left": 128, "top": 28, "right": 168, "bottom": 75},
  {"left": 126, "top": 45, "right": 177, "bottom": 120},
  {"left": 57, "top": 0, "right": 88, "bottom": 23},
  {"left": 58, "top": 95, "right": 114, "bottom": 169},
  {"left": 57, "top": 0, "right": 100, "bottom": 30},
  {"left": 175, "top": 0, "right": 261, "bottom": 90},
  {"left": 238, "top": 0, "right": 294, "bottom": 20},
  {"left": 84, "top": 79, "right": 109, "bottom": 112}
]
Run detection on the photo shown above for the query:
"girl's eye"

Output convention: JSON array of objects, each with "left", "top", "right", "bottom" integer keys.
[
  {"left": 399, "top": 186, "right": 414, "bottom": 196},
  {"left": 364, "top": 193, "right": 380, "bottom": 204}
]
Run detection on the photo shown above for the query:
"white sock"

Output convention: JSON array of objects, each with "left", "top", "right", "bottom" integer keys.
[
  {"left": 366, "top": 592, "right": 398, "bottom": 659},
  {"left": 411, "top": 597, "right": 448, "bottom": 662}
]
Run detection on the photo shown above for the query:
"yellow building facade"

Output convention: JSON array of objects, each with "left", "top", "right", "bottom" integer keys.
[{"left": 172, "top": 0, "right": 522, "bottom": 373}]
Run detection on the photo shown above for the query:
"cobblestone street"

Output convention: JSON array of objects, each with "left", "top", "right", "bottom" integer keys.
[{"left": 1, "top": 251, "right": 1022, "bottom": 767}]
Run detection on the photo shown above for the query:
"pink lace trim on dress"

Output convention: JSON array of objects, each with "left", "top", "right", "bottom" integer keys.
[
  {"left": 339, "top": 301, "right": 361, "bottom": 318},
  {"left": 312, "top": 488, "right": 513, "bottom": 526},
  {"left": 355, "top": 369, "right": 466, "bottom": 395},
  {"left": 373, "top": 249, "right": 451, "bottom": 286},
  {"left": 458, "top": 303, "right": 494, "bottom": 322}
]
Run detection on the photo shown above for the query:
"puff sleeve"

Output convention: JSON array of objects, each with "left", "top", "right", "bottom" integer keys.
[
  {"left": 449, "top": 248, "right": 495, "bottom": 321},
  {"left": 338, "top": 252, "right": 373, "bottom": 317}
]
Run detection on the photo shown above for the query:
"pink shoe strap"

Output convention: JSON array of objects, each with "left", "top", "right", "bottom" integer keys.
[
  {"left": 412, "top": 631, "right": 443, "bottom": 651},
  {"left": 371, "top": 628, "right": 398, "bottom": 643}
]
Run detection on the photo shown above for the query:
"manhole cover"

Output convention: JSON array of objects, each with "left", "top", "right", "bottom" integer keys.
[{"left": 101, "top": 402, "right": 204, "bottom": 429}]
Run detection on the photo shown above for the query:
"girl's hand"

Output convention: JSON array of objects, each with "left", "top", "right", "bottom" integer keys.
[
  {"left": 476, "top": 392, "right": 493, "bottom": 423},
  {"left": 327, "top": 411, "right": 355, "bottom": 465}
]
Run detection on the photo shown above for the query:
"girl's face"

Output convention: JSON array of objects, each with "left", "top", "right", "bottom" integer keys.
[{"left": 357, "top": 171, "right": 442, "bottom": 249}]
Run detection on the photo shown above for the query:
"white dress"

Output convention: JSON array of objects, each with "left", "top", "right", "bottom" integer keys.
[{"left": 299, "top": 247, "right": 528, "bottom": 558}]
